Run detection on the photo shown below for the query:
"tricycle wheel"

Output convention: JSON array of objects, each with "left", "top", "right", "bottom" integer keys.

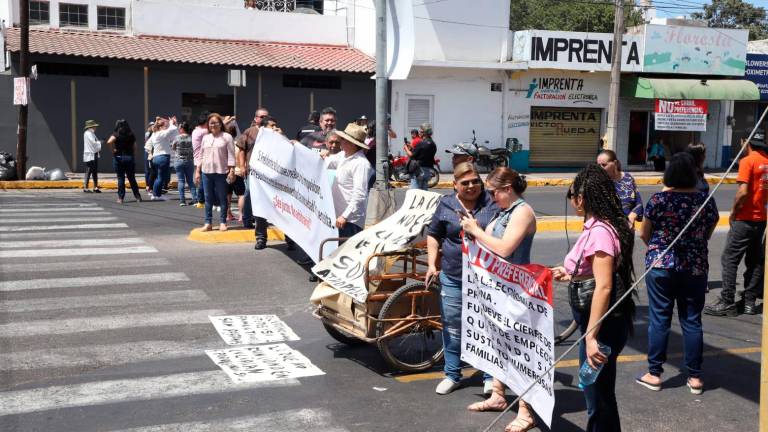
[
  {"left": 376, "top": 282, "right": 444, "bottom": 372},
  {"left": 323, "top": 322, "right": 365, "bottom": 346}
]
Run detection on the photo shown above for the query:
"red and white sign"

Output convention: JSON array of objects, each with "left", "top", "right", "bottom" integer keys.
[
  {"left": 13, "top": 77, "right": 29, "bottom": 106},
  {"left": 654, "top": 99, "right": 708, "bottom": 131}
]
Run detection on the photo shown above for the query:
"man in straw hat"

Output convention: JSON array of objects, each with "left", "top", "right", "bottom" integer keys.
[
  {"left": 322, "top": 123, "right": 373, "bottom": 239},
  {"left": 82, "top": 119, "right": 102, "bottom": 193}
]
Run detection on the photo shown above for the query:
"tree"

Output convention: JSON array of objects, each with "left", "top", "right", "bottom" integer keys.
[
  {"left": 691, "top": 0, "right": 768, "bottom": 41},
  {"left": 509, "top": 0, "right": 645, "bottom": 33}
]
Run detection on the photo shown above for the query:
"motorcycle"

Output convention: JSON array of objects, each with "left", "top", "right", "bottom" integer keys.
[
  {"left": 388, "top": 154, "right": 440, "bottom": 188},
  {"left": 470, "top": 130, "right": 509, "bottom": 172}
]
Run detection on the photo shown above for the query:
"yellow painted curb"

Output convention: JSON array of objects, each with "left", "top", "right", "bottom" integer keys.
[
  {"left": 0, "top": 180, "right": 177, "bottom": 190},
  {"left": 187, "top": 226, "right": 284, "bottom": 244}
]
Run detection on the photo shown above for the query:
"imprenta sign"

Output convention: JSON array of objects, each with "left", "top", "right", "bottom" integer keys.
[{"left": 512, "top": 30, "right": 644, "bottom": 72}]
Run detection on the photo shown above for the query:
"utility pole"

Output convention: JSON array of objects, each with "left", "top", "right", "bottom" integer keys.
[
  {"left": 374, "top": 0, "right": 388, "bottom": 190},
  {"left": 604, "top": 0, "right": 625, "bottom": 151},
  {"left": 16, "top": 0, "right": 29, "bottom": 179}
]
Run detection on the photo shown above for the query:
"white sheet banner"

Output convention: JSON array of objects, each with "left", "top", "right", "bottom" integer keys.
[
  {"left": 249, "top": 127, "right": 338, "bottom": 259},
  {"left": 206, "top": 343, "right": 325, "bottom": 384},
  {"left": 209, "top": 315, "right": 300, "bottom": 345},
  {"left": 461, "top": 236, "right": 556, "bottom": 427},
  {"left": 312, "top": 189, "right": 441, "bottom": 303}
]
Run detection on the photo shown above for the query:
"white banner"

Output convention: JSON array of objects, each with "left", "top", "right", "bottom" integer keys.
[
  {"left": 206, "top": 343, "right": 324, "bottom": 384},
  {"left": 461, "top": 237, "right": 556, "bottom": 427},
  {"left": 209, "top": 315, "right": 299, "bottom": 345},
  {"left": 248, "top": 128, "right": 338, "bottom": 259},
  {"left": 312, "top": 189, "right": 441, "bottom": 303}
]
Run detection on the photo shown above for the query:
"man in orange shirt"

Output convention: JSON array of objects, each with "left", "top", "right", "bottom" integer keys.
[{"left": 705, "top": 132, "right": 768, "bottom": 316}]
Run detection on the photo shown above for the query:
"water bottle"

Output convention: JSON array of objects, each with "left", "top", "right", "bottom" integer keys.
[{"left": 578, "top": 342, "right": 612, "bottom": 389}]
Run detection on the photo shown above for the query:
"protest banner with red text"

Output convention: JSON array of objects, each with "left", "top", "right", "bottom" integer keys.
[
  {"left": 654, "top": 99, "right": 708, "bottom": 131},
  {"left": 460, "top": 236, "right": 555, "bottom": 427}
]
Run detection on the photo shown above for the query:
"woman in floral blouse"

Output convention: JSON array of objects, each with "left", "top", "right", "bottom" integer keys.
[
  {"left": 635, "top": 152, "right": 718, "bottom": 396},
  {"left": 597, "top": 150, "right": 643, "bottom": 227}
]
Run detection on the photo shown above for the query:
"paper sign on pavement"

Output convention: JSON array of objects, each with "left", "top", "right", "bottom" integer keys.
[
  {"left": 311, "top": 189, "right": 441, "bottom": 303},
  {"left": 460, "top": 236, "right": 556, "bottom": 427},
  {"left": 209, "top": 315, "right": 299, "bottom": 345},
  {"left": 206, "top": 343, "right": 325, "bottom": 384}
]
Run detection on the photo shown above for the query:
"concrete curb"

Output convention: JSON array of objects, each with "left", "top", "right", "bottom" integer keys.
[
  {"left": 188, "top": 213, "right": 731, "bottom": 244},
  {"left": 0, "top": 180, "right": 178, "bottom": 190}
]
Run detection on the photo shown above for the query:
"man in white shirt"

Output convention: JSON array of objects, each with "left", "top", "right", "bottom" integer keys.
[
  {"left": 82, "top": 119, "right": 101, "bottom": 193},
  {"left": 323, "top": 123, "right": 372, "bottom": 238}
]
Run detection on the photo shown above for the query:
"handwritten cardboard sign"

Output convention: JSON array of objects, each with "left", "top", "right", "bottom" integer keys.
[
  {"left": 209, "top": 315, "right": 300, "bottom": 345},
  {"left": 206, "top": 343, "right": 324, "bottom": 384}
]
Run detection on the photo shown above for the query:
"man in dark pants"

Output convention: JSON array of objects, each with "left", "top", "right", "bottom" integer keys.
[{"left": 705, "top": 133, "right": 768, "bottom": 316}]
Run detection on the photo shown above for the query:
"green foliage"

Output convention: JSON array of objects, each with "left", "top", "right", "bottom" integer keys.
[
  {"left": 691, "top": 0, "right": 768, "bottom": 41},
  {"left": 509, "top": 0, "right": 645, "bottom": 33}
]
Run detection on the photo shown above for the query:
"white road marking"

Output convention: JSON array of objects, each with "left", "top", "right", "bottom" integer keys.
[
  {"left": 0, "top": 245, "right": 158, "bottom": 259},
  {"left": 0, "top": 371, "right": 300, "bottom": 416},
  {"left": 0, "top": 309, "right": 225, "bottom": 337},
  {"left": 110, "top": 409, "right": 349, "bottom": 432},
  {"left": 0, "top": 272, "right": 189, "bottom": 291},
  {"left": 0, "top": 229, "right": 136, "bottom": 239},
  {"left": 0, "top": 211, "right": 113, "bottom": 217},
  {"left": 0, "top": 202, "right": 98, "bottom": 207},
  {"left": 0, "top": 223, "right": 129, "bottom": 232},
  {"left": 0, "top": 237, "right": 145, "bottom": 249},
  {"left": 0, "top": 289, "right": 210, "bottom": 313},
  {"left": 0, "top": 216, "right": 118, "bottom": 223},
  {"left": 0, "top": 207, "right": 105, "bottom": 212},
  {"left": 0, "top": 257, "right": 169, "bottom": 273}
]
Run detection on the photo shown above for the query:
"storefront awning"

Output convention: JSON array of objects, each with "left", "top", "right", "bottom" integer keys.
[{"left": 621, "top": 77, "right": 760, "bottom": 100}]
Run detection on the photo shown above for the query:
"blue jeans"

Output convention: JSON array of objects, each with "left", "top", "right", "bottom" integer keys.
[
  {"left": 339, "top": 222, "right": 363, "bottom": 239},
  {"left": 439, "top": 273, "right": 463, "bottom": 383},
  {"left": 409, "top": 166, "right": 428, "bottom": 190},
  {"left": 144, "top": 150, "right": 151, "bottom": 185},
  {"left": 646, "top": 268, "right": 706, "bottom": 378},
  {"left": 175, "top": 160, "right": 196, "bottom": 203},
  {"left": 202, "top": 173, "right": 228, "bottom": 225},
  {"left": 195, "top": 165, "right": 205, "bottom": 203},
  {"left": 573, "top": 309, "right": 629, "bottom": 432},
  {"left": 242, "top": 176, "right": 254, "bottom": 227},
  {"left": 113, "top": 155, "right": 140, "bottom": 200},
  {"left": 151, "top": 154, "right": 170, "bottom": 197}
]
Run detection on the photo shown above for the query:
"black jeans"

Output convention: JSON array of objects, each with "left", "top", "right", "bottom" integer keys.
[
  {"left": 720, "top": 220, "right": 766, "bottom": 303},
  {"left": 573, "top": 309, "right": 629, "bottom": 432},
  {"left": 113, "top": 155, "right": 140, "bottom": 200},
  {"left": 84, "top": 159, "right": 98, "bottom": 189}
]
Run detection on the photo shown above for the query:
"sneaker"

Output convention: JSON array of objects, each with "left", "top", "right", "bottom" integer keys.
[
  {"left": 150, "top": 195, "right": 168, "bottom": 202},
  {"left": 213, "top": 206, "right": 221, "bottom": 212},
  {"left": 435, "top": 378, "right": 461, "bottom": 395},
  {"left": 254, "top": 239, "right": 267, "bottom": 250},
  {"left": 703, "top": 299, "right": 738, "bottom": 317},
  {"left": 483, "top": 380, "right": 494, "bottom": 396},
  {"left": 92, "top": 188, "right": 101, "bottom": 193},
  {"left": 83, "top": 189, "right": 92, "bottom": 193},
  {"left": 180, "top": 201, "right": 187, "bottom": 207},
  {"left": 744, "top": 301, "right": 758, "bottom": 315}
]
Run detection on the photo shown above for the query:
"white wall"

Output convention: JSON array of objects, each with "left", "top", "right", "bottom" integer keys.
[
  {"left": 0, "top": 0, "right": 11, "bottom": 28},
  {"left": 391, "top": 66, "right": 505, "bottom": 172}
]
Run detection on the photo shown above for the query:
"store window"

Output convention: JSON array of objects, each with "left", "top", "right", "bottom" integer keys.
[
  {"left": 29, "top": 1, "right": 50, "bottom": 25},
  {"left": 529, "top": 107, "right": 602, "bottom": 167},
  {"left": 59, "top": 3, "right": 88, "bottom": 27},
  {"left": 97, "top": 7, "right": 126, "bottom": 30},
  {"left": 406, "top": 95, "right": 433, "bottom": 135}
]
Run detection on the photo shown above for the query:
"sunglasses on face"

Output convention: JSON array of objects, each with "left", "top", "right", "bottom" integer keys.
[
  {"left": 459, "top": 178, "right": 482, "bottom": 187},
  {"left": 208, "top": 122, "right": 221, "bottom": 126}
]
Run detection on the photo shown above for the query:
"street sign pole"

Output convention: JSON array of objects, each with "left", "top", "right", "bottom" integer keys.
[
  {"left": 16, "top": 0, "right": 29, "bottom": 179},
  {"left": 374, "top": 0, "right": 389, "bottom": 190}
]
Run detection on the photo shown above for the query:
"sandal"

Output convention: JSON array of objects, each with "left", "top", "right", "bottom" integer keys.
[
  {"left": 687, "top": 378, "right": 703, "bottom": 395},
  {"left": 504, "top": 416, "right": 537, "bottom": 432},
  {"left": 635, "top": 372, "right": 662, "bottom": 391},
  {"left": 467, "top": 398, "right": 508, "bottom": 412}
]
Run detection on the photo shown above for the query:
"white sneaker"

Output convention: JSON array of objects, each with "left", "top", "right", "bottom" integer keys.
[
  {"left": 151, "top": 195, "right": 167, "bottom": 201},
  {"left": 435, "top": 378, "right": 460, "bottom": 395},
  {"left": 483, "top": 380, "right": 494, "bottom": 395}
]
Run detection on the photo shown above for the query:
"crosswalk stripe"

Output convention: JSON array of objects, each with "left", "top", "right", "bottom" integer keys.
[
  {"left": 0, "top": 216, "right": 118, "bottom": 223},
  {"left": 110, "top": 409, "right": 349, "bottom": 432},
  {"left": 0, "top": 371, "right": 300, "bottom": 416},
  {"left": 0, "top": 211, "right": 113, "bottom": 217},
  {"left": 0, "top": 289, "right": 210, "bottom": 313},
  {"left": 0, "top": 207, "right": 105, "bottom": 212},
  {"left": 0, "top": 229, "right": 136, "bottom": 239},
  {"left": 0, "top": 272, "right": 189, "bottom": 291},
  {"left": 0, "top": 202, "right": 98, "bottom": 207},
  {"left": 0, "top": 223, "right": 129, "bottom": 232},
  {"left": 0, "top": 257, "right": 170, "bottom": 273},
  {"left": 0, "top": 245, "right": 158, "bottom": 259},
  {"left": 0, "top": 237, "right": 145, "bottom": 249},
  {"left": 0, "top": 309, "right": 225, "bottom": 337}
]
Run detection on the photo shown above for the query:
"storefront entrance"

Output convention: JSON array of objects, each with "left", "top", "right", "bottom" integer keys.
[
  {"left": 627, "top": 110, "right": 700, "bottom": 165},
  {"left": 529, "top": 107, "right": 602, "bottom": 167}
]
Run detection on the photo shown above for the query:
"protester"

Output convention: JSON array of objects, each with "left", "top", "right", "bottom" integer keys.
[
  {"left": 597, "top": 150, "right": 643, "bottom": 227},
  {"left": 356, "top": 115, "right": 368, "bottom": 128},
  {"left": 686, "top": 143, "right": 709, "bottom": 194},
  {"left": 319, "top": 107, "right": 337, "bottom": 139},
  {"left": 425, "top": 162, "right": 499, "bottom": 395},
  {"left": 107, "top": 120, "right": 141, "bottom": 203},
  {"left": 322, "top": 123, "right": 372, "bottom": 238},
  {"left": 192, "top": 112, "right": 210, "bottom": 208},
  {"left": 445, "top": 142, "right": 478, "bottom": 167},
  {"left": 648, "top": 138, "right": 666, "bottom": 172},
  {"left": 82, "top": 120, "right": 102, "bottom": 193},
  {"left": 550, "top": 164, "right": 635, "bottom": 432},
  {"left": 404, "top": 122, "right": 437, "bottom": 190},
  {"left": 460, "top": 167, "right": 537, "bottom": 432},
  {"left": 144, "top": 121, "right": 154, "bottom": 192},
  {"left": 194, "top": 113, "right": 235, "bottom": 232},
  {"left": 225, "top": 118, "right": 245, "bottom": 223},
  {"left": 245, "top": 109, "right": 274, "bottom": 249},
  {"left": 635, "top": 152, "right": 718, "bottom": 396},
  {"left": 297, "top": 110, "right": 322, "bottom": 145},
  {"left": 172, "top": 121, "right": 197, "bottom": 206},
  {"left": 144, "top": 116, "right": 179, "bottom": 201},
  {"left": 705, "top": 132, "right": 768, "bottom": 317},
  {"left": 326, "top": 131, "right": 341, "bottom": 154}
]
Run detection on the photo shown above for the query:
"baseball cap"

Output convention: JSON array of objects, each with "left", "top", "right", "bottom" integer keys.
[
  {"left": 749, "top": 132, "right": 768, "bottom": 149},
  {"left": 445, "top": 142, "right": 478, "bottom": 158}
]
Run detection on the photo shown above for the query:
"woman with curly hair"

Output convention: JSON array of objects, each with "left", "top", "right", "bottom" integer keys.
[{"left": 551, "top": 163, "right": 635, "bottom": 432}]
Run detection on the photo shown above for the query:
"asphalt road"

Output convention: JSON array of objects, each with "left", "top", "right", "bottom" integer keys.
[{"left": 0, "top": 189, "right": 760, "bottom": 432}]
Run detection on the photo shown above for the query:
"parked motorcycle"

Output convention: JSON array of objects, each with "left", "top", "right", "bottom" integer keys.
[
  {"left": 388, "top": 154, "right": 440, "bottom": 188},
  {"left": 470, "top": 130, "right": 509, "bottom": 172}
]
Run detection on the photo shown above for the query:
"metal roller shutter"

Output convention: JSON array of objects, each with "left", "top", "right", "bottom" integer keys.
[{"left": 529, "top": 107, "right": 602, "bottom": 167}]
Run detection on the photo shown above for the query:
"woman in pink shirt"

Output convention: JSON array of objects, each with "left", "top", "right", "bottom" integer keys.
[
  {"left": 550, "top": 164, "right": 635, "bottom": 432},
  {"left": 194, "top": 113, "right": 235, "bottom": 232}
]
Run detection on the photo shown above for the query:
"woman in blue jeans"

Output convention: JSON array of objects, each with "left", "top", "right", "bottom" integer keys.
[
  {"left": 425, "top": 162, "right": 499, "bottom": 395},
  {"left": 460, "top": 167, "right": 537, "bottom": 432},
  {"left": 171, "top": 122, "right": 197, "bottom": 206},
  {"left": 551, "top": 164, "right": 636, "bottom": 432},
  {"left": 636, "top": 153, "right": 718, "bottom": 395},
  {"left": 107, "top": 120, "right": 142, "bottom": 203},
  {"left": 194, "top": 113, "right": 235, "bottom": 231}
]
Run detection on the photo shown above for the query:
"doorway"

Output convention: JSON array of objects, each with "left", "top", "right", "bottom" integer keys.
[
  {"left": 628, "top": 110, "right": 701, "bottom": 164},
  {"left": 181, "top": 93, "right": 234, "bottom": 124}
]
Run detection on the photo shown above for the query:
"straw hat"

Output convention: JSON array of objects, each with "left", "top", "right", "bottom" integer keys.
[
  {"left": 83, "top": 120, "right": 99, "bottom": 130},
  {"left": 335, "top": 123, "right": 369, "bottom": 150}
]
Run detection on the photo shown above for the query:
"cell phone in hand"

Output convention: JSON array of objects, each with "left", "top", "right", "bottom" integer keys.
[{"left": 455, "top": 209, "right": 468, "bottom": 219}]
